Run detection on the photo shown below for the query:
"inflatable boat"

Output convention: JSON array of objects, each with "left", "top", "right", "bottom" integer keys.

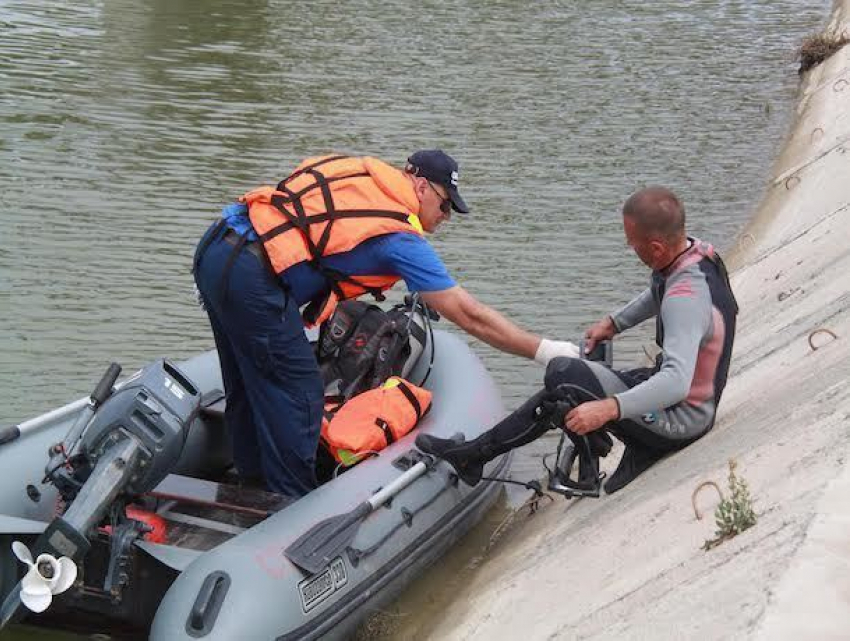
[{"left": 0, "top": 305, "right": 509, "bottom": 640}]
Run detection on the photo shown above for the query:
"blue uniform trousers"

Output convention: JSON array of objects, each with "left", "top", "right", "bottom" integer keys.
[{"left": 193, "top": 223, "right": 324, "bottom": 497}]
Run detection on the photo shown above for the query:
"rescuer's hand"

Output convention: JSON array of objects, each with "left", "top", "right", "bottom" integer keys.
[{"left": 534, "top": 339, "right": 580, "bottom": 366}]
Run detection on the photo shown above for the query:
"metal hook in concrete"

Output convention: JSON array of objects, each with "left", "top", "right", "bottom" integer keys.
[
  {"left": 808, "top": 327, "right": 838, "bottom": 351},
  {"left": 737, "top": 233, "right": 755, "bottom": 251},
  {"left": 834, "top": 78, "right": 849, "bottom": 93},
  {"left": 785, "top": 175, "right": 801, "bottom": 190},
  {"left": 692, "top": 480, "right": 724, "bottom": 520}
]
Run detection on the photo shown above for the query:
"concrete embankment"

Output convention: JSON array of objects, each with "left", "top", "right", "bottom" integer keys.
[{"left": 425, "top": 2, "right": 850, "bottom": 639}]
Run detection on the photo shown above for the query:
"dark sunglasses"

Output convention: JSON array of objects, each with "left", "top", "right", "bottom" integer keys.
[{"left": 427, "top": 181, "right": 452, "bottom": 215}]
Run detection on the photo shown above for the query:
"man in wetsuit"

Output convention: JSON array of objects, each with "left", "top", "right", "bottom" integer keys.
[{"left": 416, "top": 186, "right": 738, "bottom": 494}]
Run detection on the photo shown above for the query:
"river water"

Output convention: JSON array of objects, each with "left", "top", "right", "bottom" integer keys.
[{"left": 0, "top": 0, "right": 830, "bottom": 638}]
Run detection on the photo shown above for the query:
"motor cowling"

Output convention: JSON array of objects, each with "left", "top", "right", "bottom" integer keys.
[{"left": 75, "top": 359, "right": 201, "bottom": 496}]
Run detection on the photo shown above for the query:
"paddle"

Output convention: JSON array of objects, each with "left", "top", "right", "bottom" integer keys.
[
  {"left": 285, "top": 460, "right": 430, "bottom": 575},
  {"left": 0, "top": 363, "right": 122, "bottom": 449}
]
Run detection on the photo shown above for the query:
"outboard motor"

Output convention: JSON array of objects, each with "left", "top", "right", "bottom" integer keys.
[
  {"left": 0, "top": 359, "right": 200, "bottom": 628},
  {"left": 61, "top": 360, "right": 200, "bottom": 498}
]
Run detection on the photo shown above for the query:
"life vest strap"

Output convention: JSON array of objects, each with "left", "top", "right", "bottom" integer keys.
[
  {"left": 319, "top": 264, "right": 385, "bottom": 298},
  {"left": 279, "top": 183, "right": 323, "bottom": 264},
  {"left": 306, "top": 167, "right": 338, "bottom": 260},
  {"left": 260, "top": 158, "right": 418, "bottom": 317},
  {"left": 219, "top": 231, "right": 249, "bottom": 305},
  {"left": 289, "top": 171, "right": 370, "bottom": 201},
  {"left": 269, "top": 176, "right": 404, "bottom": 304},
  {"left": 217, "top": 229, "right": 289, "bottom": 308},
  {"left": 276, "top": 154, "right": 350, "bottom": 191},
  {"left": 394, "top": 379, "right": 423, "bottom": 421},
  {"left": 193, "top": 218, "right": 228, "bottom": 275},
  {"left": 375, "top": 417, "right": 395, "bottom": 446},
  {"left": 259, "top": 209, "right": 411, "bottom": 244}
]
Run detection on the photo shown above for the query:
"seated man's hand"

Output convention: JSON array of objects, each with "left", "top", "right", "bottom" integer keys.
[
  {"left": 565, "top": 398, "right": 619, "bottom": 434},
  {"left": 584, "top": 316, "right": 617, "bottom": 354}
]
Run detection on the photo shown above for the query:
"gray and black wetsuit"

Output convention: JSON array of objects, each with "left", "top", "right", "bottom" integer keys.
[
  {"left": 601, "top": 237, "right": 738, "bottom": 444},
  {"left": 481, "top": 238, "right": 738, "bottom": 456}
]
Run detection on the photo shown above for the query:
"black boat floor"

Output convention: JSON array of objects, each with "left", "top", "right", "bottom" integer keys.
[{"left": 143, "top": 474, "right": 296, "bottom": 551}]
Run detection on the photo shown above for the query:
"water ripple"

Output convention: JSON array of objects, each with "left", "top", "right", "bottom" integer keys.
[{"left": 0, "top": 0, "right": 829, "bottom": 432}]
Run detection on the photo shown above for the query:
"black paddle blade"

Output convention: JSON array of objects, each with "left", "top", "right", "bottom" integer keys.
[
  {"left": 0, "top": 584, "right": 23, "bottom": 631},
  {"left": 285, "top": 503, "right": 370, "bottom": 575}
]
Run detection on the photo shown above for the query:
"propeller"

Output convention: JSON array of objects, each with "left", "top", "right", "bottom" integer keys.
[{"left": 11, "top": 541, "right": 77, "bottom": 613}]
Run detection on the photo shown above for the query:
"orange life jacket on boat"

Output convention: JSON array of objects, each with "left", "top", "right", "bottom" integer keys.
[
  {"left": 320, "top": 377, "right": 432, "bottom": 466},
  {"left": 241, "top": 155, "right": 424, "bottom": 326}
]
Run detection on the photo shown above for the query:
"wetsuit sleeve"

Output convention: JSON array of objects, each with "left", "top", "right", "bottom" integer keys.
[
  {"left": 610, "top": 287, "right": 656, "bottom": 333},
  {"left": 381, "top": 233, "right": 456, "bottom": 292},
  {"left": 614, "top": 270, "right": 712, "bottom": 419}
]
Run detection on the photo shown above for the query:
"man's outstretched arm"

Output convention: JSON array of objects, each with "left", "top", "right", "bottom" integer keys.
[{"left": 420, "top": 286, "right": 577, "bottom": 363}]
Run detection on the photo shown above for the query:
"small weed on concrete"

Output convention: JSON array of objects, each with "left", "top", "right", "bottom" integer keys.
[
  {"left": 702, "top": 459, "right": 757, "bottom": 551},
  {"left": 797, "top": 31, "right": 850, "bottom": 74}
]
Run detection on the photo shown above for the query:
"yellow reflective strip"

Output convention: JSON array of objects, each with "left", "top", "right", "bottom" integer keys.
[
  {"left": 338, "top": 449, "right": 358, "bottom": 466},
  {"left": 382, "top": 377, "right": 401, "bottom": 390},
  {"left": 407, "top": 214, "right": 423, "bottom": 233}
]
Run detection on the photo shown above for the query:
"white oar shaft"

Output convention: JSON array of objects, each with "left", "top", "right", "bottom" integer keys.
[
  {"left": 15, "top": 397, "right": 91, "bottom": 436},
  {"left": 10, "top": 374, "right": 130, "bottom": 440},
  {"left": 367, "top": 461, "right": 428, "bottom": 510}
]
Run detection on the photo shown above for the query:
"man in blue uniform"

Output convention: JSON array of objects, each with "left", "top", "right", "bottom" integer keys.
[
  {"left": 193, "top": 150, "right": 579, "bottom": 497},
  {"left": 417, "top": 186, "right": 738, "bottom": 494}
]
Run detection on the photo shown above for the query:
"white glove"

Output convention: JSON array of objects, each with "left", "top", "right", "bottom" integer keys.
[{"left": 534, "top": 338, "right": 580, "bottom": 366}]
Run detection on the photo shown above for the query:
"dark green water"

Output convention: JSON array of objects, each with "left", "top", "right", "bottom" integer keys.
[{"left": 0, "top": 0, "right": 831, "bottom": 638}]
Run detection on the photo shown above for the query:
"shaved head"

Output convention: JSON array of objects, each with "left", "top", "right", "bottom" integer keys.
[{"left": 622, "top": 187, "right": 686, "bottom": 243}]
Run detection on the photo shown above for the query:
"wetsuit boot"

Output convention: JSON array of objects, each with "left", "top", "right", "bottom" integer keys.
[
  {"left": 603, "top": 437, "right": 664, "bottom": 494},
  {"left": 414, "top": 430, "right": 502, "bottom": 486},
  {"left": 416, "top": 390, "right": 559, "bottom": 486}
]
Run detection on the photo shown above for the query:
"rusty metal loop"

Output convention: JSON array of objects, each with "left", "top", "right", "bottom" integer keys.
[
  {"left": 808, "top": 327, "right": 838, "bottom": 351},
  {"left": 692, "top": 480, "right": 724, "bottom": 520},
  {"left": 785, "top": 175, "right": 801, "bottom": 190},
  {"left": 738, "top": 233, "right": 755, "bottom": 250}
]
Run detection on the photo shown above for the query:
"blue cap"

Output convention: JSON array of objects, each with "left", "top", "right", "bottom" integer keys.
[{"left": 406, "top": 149, "right": 470, "bottom": 214}]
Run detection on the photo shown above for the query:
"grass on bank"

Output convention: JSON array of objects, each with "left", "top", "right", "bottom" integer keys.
[
  {"left": 797, "top": 31, "right": 850, "bottom": 74},
  {"left": 702, "top": 459, "right": 757, "bottom": 551}
]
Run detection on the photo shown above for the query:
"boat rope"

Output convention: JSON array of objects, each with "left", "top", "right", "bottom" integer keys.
[
  {"left": 479, "top": 475, "right": 545, "bottom": 497},
  {"left": 415, "top": 299, "right": 437, "bottom": 388}
]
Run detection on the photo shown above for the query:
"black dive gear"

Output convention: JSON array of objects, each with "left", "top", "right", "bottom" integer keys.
[
  {"left": 317, "top": 299, "right": 429, "bottom": 400},
  {"left": 602, "top": 436, "right": 664, "bottom": 494}
]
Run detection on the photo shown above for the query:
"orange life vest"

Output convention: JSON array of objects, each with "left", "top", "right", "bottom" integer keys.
[
  {"left": 320, "top": 377, "right": 432, "bottom": 466},
  {"left": 241, "top": 155, "right": 424, "bottom": 326}
]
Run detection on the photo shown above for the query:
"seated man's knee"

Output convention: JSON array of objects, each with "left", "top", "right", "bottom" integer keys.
[
  {"left": 545, "top": 356, "right": 586, "bottom": 391},
  {"left": 545, "top": 357, "right": 607, "bottom": 402}
]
